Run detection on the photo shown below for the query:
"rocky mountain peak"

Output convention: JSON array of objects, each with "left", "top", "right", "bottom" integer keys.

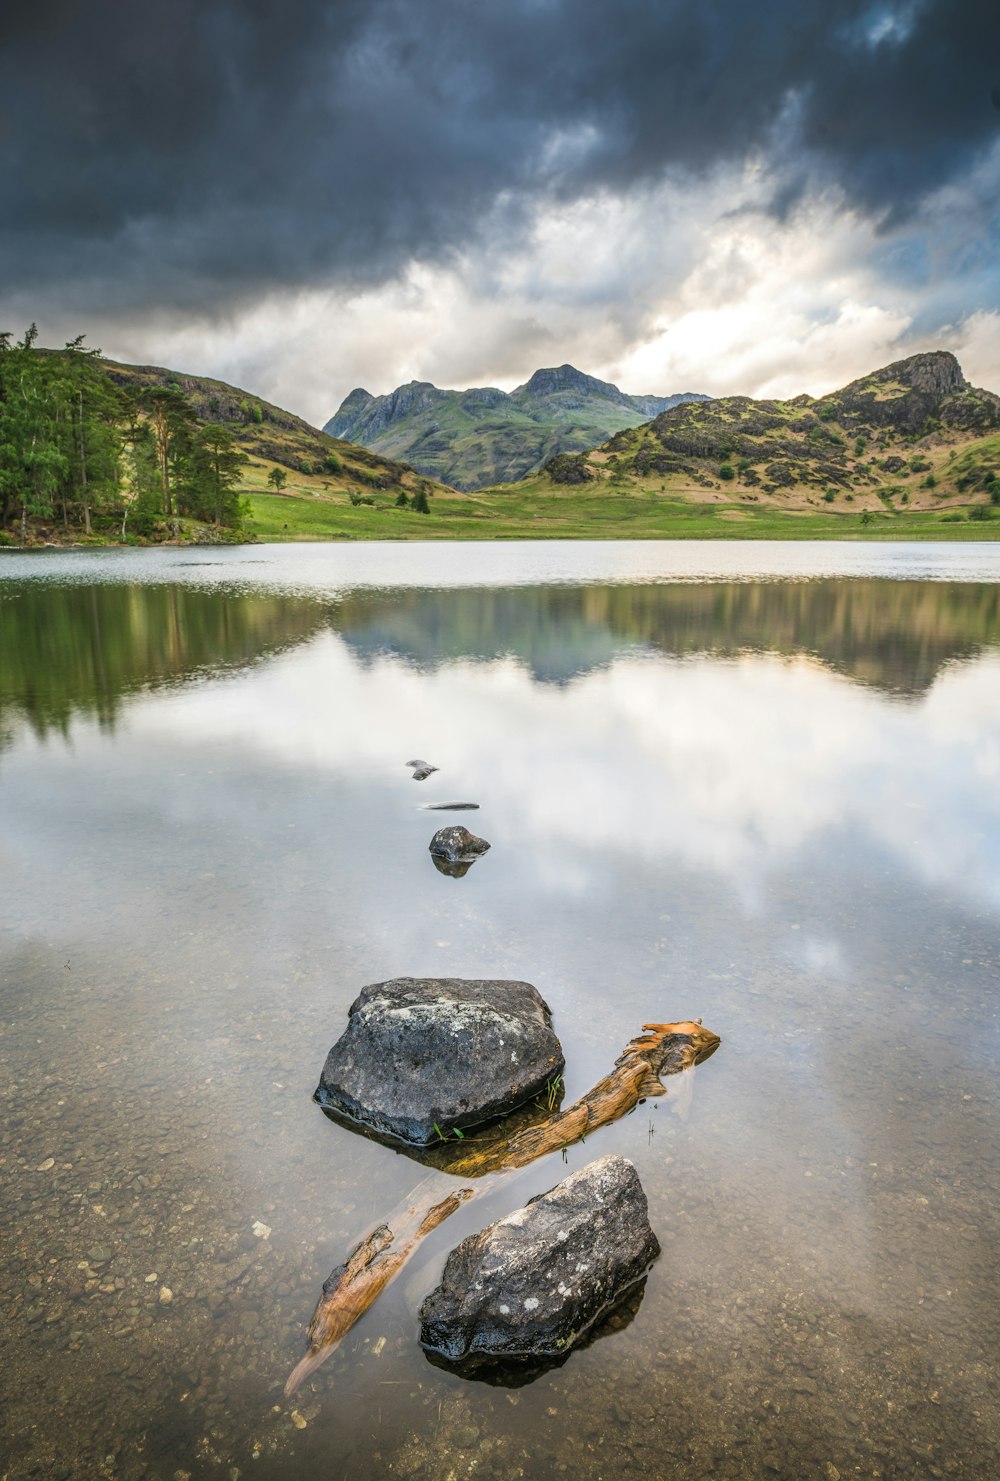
[
  {"left": 874, "top": 351, "right": 966, "bottom": 397},
  {"left": 517, "top": 364, "right": 615, "bottom": 398}
]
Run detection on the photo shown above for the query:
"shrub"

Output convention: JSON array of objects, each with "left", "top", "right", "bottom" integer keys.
[
  {"left": 923, "top": 474, "right": 937, "bottom": 489},
  {"left": 545, "top": 452, "right": 592, "bottom": 484},
  {"left": 251, "top": 403, "right": 263, "bottom": 424},
  {"left": 718, "top": 464, "right": 735, "bottom": 481},
  {"left": 324, "top": 453, "right": 342, "bottom": 474},
  {"left": 822, "top": 489, "right": 835, "bottom": 502},
  {"left": 968, "top": 505, "right": 994, "bottom": 522}
]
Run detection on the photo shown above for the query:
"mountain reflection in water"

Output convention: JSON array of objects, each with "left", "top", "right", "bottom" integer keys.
[{"left": 3, "top": 576, "right": 1000, "bottom": 747}]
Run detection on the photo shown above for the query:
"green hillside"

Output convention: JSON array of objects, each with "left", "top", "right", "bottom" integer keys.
[
  {"left": 324, "top": 363, "right": 706, "bottom": 490},
  {"left": 0, "top": 336, "right": 454, "bottom": 547},
  {"left": 102, "top": 359, "right": 444, "bottom": 502},
  {"left": 521, "top": 350, "right": 1000, "bottom": 521}
]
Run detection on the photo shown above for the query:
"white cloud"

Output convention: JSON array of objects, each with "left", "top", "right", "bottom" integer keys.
[
  {"left": 123, "top": 636, "right": 1000, "bottom": 914},
  {"left": 66, "top": 148, "right": 998, "bottom": 425}
]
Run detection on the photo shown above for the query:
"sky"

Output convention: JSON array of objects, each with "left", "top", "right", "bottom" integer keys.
[{"left": 1, "top": 0, "right": 998, "bottom": 425}]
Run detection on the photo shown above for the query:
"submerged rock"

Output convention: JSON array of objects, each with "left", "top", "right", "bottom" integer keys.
[
  {"left": 429, "top": 825, "right": 491, "bottom": 870},
  {"left": 419, "top": 1155, "right": 659, "bottom": 1365},
  {"left": 407, "top": 759, "right": 438, "bottom": 781},
  {"left": 315, "top": 977, "right": 564, "bottom": 1147}
]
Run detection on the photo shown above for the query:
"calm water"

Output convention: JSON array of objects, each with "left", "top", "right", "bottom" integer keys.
[{"left": 2, "top": 542, "right": 999, "bottom": 1481}]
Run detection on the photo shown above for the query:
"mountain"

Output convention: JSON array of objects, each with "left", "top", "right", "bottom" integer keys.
[
  {"left": 102, "top": 360, "right": 440, "bottom": 497},
  {"left": 534, "top": 351, "right": 1000, "bottom": 514},
  {"left": 324, "top": 363, "right": 707, "bottom": 490}
]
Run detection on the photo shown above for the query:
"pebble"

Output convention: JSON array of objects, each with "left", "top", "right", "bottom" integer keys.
[
  {"left": 290, "top": 1410, "right": 307, "bottom": 1430},
  {"left": 36, "top": 1157, "right": 55, "bottom": 1171},
  {"left": 145, "top": 1273, "right": 159, "bottom": 1283},
  {"left": 159, "top": 1287, "right": 173, "bottom": 1305}
]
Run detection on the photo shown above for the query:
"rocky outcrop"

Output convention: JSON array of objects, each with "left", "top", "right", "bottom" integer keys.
[
  {"left": 419, "top": 1155, "right": 659, "bottom": 1366},
  {"left": 315, "top": 977, "right": 564, "bottom": 1146}
]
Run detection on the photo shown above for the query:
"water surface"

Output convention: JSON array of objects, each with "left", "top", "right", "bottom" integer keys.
[{"left": 2, "top": 543, "right": 998, "bottom": 1480}]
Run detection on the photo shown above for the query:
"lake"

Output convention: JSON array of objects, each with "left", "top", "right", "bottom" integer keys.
[{"left": 2, "top": 541, "right": 999, "bottom": 1481}]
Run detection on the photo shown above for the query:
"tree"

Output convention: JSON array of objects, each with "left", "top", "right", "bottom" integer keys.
[
  {"left": 137, "top": 385, "right": 196, "bottom": 524},
  {"left": 194, "top": 424, "right": 248, "bottom": 526},
  {"left": 61, "top": 335, "right": 127, "bottom": 535},
  {"left": 412, "top": 487, "right": 430, "bottom": 514},
  {"left": 267, "top": 466, "right": 287, "bottom": 492},
  {"left": 0, "top": 326, "right": 67, "bottom": 540}
]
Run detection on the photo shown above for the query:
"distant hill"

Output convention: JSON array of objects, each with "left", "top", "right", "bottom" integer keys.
[
  {"left": 103, "top": 359, "right": 439, "bottom": 496},
  {"left": 526, "top": 351, "right": 1000, "bottom": 515},
  {"left": 324, "top": 363, "right": 707, "bottom": 490}
]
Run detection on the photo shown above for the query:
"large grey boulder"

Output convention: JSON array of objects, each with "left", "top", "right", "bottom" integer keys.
[
  {"left": 419, "top": 1155, "right": 659, "bottom": 1364},
  {"left": 315, "top": 977, "right": 564, "bottom": 1147}
]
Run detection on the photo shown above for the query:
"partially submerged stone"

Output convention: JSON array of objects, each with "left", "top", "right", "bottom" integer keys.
[
  {"left": 429, "top": 825, "right": 491, "bottom": 866},
  {"left": 315, "top": 977, "right": 564, "bottom": 1147},
  {"left": 419, "top": 1155, "right": 659, "bottom": 1365},
  {"left": 407, "top": 759, "right": 438, "bottom": 781}
]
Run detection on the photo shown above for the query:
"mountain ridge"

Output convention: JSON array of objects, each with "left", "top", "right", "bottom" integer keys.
[
  {"left": 526, "top": 350, "right": 1000, "bottom": 516},
  {"left": 324, "top": 363, "right": 707, "bottom": 490}
]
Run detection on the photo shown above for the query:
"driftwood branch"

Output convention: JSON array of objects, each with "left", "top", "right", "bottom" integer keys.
[{"left": 285, "top": 1019, "right": 719, "bottom": 1395}]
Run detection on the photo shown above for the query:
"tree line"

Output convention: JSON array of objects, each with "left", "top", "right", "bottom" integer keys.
[{"left": 0, "top": 327, "right": 247, "bottom": 541}]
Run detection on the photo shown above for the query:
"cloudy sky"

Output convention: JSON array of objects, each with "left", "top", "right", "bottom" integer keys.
[{"left": 2, "top": 0, "right": 998, "bottom": 424}]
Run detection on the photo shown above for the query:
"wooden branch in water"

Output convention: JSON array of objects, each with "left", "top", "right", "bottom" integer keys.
[{"left": 285, "top": 1019, "right": 719, "bottom": 1396}]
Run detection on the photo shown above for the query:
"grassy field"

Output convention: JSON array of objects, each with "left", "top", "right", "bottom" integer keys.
[{"left": 244, "top": 473, "right": 1000, "bottom": 542}]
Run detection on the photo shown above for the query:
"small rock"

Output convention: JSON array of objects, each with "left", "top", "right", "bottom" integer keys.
[
  {"left": 420, "top": 1155, "right": 659, "bottom": 1364},
  {"left": 159, "top": 1286, "right": 173, "bottom": 1305},
  {"left": 251, "top": 1220, "right": 271, "bottom": 1240},
  {"left": 290, "top": 1410, "right": 307, "bottom": 1429},
  {"left": 408, "top": 759, "right": 439, "bottom": 781},
  {"left": 790, "top": 1375, "right": 818, "bottom": 1394},
  {"left": 87, "top": 1247, "right": 112, "bottom": 1265},
  {"left": 429, "top": 825, "right": 491, "bottom": 876},
  {"left": 36, "top": 1157, "right": 55, "bottom": 1171},
  {"left": 144, "top": 1273, "right": 158, "bottom": 1283}
]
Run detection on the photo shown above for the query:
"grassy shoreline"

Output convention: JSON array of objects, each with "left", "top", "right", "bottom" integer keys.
[
  {"left": 240, "top": 488, "right": 1000, "bottom": 542},
  {"left": 6, "top": 488, "right": 1000, "bottom": 548}
]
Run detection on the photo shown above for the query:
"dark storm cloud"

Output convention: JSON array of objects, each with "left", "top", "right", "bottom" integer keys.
[{"left": 1, "top": 0, "right": 997, "bottom": 314}]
